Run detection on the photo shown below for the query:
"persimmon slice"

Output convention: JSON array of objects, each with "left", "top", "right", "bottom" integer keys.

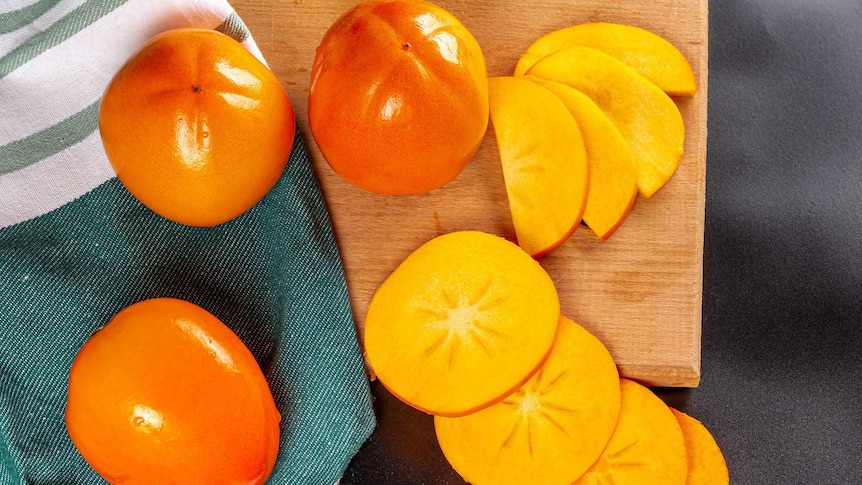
[
  {"left": 527, "top": 46, "right": 685, "bottom": 199},
  {"left": 488, "top": 76, "right": 589, "bottom": 257},
  {"left": 364, "top": 231, "right": 560, "bottom": 417},
  {"left": 575, "top": 378, "right": 688, "bottom": 485},
  {"left": 528, "top": 78, "right": 638, "bottom": 241},
  {"left": 671, "top": 409, "right": 730, "bottom": 485},
  {"left": 514, "top": 22, "right": 697, "bottom": 97},
  {"left": 434, "top": 317, "right": 621, "bottom": 485}
]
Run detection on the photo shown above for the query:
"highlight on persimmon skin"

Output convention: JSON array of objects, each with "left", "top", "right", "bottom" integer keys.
[
  {"left": 574, "top": 378, "right": 688, "bottom": 485},
  {"left": 434, "top": 317, "right": 621, "bottom": 485},
  {"left": 672, "top": 409, "right": 730, "bottom": 485},
  {"left": 364, "top": 231, "right": 560, "bottom": 417}
]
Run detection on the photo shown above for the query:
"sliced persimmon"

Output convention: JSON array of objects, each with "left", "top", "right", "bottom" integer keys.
[
  {"left": 434, "top": 317, "right": 621, "bottom": 485},
  {"left": 528, "top": 78, "right": 637, "bottom": 241},
  {"left": 671, "top": 409, "right": 730, "bottom": 485},
  {"left": 514, "top": 22, "right": 697, "bottom": 97},
  {"left": 364, "top": 231, "right": 560, "bottom": 417},
  {"left": 526, "top": 46, "right": 685, "bottom": 199},
  {"left": 575, "top": 378, "right": 688, "bottom": 485},
  {"left": 488, "top": 76, "right": 589, "bottom": 257}
]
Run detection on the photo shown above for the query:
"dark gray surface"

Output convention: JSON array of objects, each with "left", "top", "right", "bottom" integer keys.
[{"left": 341, "top": 1, "right": 862, "bottom": 483}]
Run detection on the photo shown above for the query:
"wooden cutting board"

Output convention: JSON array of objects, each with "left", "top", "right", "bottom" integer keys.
[{"left": 232, "top": 0, "right": 708, "bottom": 387}]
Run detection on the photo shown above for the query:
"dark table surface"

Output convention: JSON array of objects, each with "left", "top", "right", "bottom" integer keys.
[{"left": 340, "top": 1, "right": 862, "bottom": 483}]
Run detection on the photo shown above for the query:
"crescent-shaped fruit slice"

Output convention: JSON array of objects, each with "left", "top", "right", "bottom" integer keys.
[
  {"left": 364, "top": 231, "right": 560, "bottom": 417},
  {"left": 434, "top": 317, "right": 621, "bottom": 485},
  {"left": 672, "top": 409, "right": 730, "bottom": 485},
  {"left": 527, "top": 46, "right": 684, "bottom": 198},
  {"left": 514, "top": 22, "right": 697, "bottom": 97},
  {"left": 488, "top": 76, "right": 588, "bottom": 256},
  {"left": 528, "top": 78, "right": 638, "bottom": 241},
  {"left": 574, "top": 378, "right": 688, "bottom": 485}
]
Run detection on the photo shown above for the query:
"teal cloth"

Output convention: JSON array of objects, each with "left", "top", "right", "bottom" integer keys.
[{"left": 0, "top": 133, "right": 377, "bottom": 483}]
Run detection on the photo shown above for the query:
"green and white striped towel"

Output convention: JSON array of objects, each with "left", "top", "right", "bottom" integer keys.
[{"left": 0, "top": 1, "right": 375, "bottom": 483}]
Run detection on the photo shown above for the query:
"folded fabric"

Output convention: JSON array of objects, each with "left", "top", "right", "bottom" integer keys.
[{"left": 0, "top": 1, "right": 375, "bottom": 483}]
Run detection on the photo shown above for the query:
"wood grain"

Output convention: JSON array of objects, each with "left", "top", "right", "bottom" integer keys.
[{"left": 232, "top": 0, "right": 708, "bottom": 387}]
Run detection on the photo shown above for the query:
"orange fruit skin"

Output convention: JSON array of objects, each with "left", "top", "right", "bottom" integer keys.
[
  {"left": 309, "top": 0, "right": 489, "bottom": 195},
  {"left": 66, "top": 298, "right": 281, "bottom": 484},
  {"left": 99, "top": 28, "right": 295, "bottom": 227}
]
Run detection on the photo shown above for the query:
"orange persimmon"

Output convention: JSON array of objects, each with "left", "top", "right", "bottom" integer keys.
[
  {"left": 364, "top": 231, "right": 560, "bottom": 417},
  {"left": 99, "top": 28, "right": 295, "bottom": 227},
  {"left": 308, "top": 0, "right": 489, "bottom": 195},
  {"left": 434, "top": 317, "right": 621, "bottom": 485},
  {"left": 575, "top": 378, "right": 688, "bottom": 485},
  {"left": 66, "top": 298, "right": 281, "bottom": 484},
  {"left": 672, "top": 409, "right": 730, "bottom": 485}
]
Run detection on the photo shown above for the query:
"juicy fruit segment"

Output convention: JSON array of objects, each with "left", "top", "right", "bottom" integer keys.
[
  {"left": 364, "top": 231, "right": 560, "bottom": 417},
  {"left": 528, "top": 78, "right": 637, "bottom": 241},
  {"left": 434, "top": 317, "right": 621, "bottom": 485},
  {"left": 672, "top": 409, "right": 730, "bottom": 485},
  {"left": 527, "top": 46, "right": 684, "bottom": 199},
  {"left": 488, "top": 76, "right": 589, "bottom": 256},
  {"left": 66, "top": 298, "right": 280, "bottom": 484},
  {"left": 514, "top": 22, "right": 697, "bottom": 97},
  {"left": 575, "top": 379, "right": 688, "bottom": 485},
  {"left": 99, "top": 28, "right": 295, "bottom": 226},
  {"left": 308, "top": 0, "right": 489, "bottom": 195}
]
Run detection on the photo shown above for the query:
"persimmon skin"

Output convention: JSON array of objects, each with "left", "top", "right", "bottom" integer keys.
[
  {"left": 99, "top": 28, "right": 295, "bottom": 227},
  {"left": 65, "top": 298, "right": 281, "bottom": 484},
  {"left": 309, "top": 0, "right": 489, "bottom": 195}
]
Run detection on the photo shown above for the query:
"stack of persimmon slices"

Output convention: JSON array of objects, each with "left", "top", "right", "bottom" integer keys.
[
  {"left": 491, "top": 23, "right": 697, "bottom": 256},
  {"left": 364, "top": 231, "right": 727, "bottom": 485}
]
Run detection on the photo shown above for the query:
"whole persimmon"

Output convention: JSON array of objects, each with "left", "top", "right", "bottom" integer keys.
[
  {"left": 309, "top": 0, "right": 489, "bottom": 195},
  {"left": 65, "top": 298, "right": 281, "bottom": 484},
  {"left": 99, "top": 28, "right": 295, "bottom": 226}
]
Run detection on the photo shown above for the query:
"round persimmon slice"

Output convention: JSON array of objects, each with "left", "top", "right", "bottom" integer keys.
[
  {"left": 575, "top": 379, "right": 688, "bottom": 485},
  {"left": 434, "top": 317, "right": 621, "bottom": 485},
  {"left": 671, "top": 409, "right": 730, "bottom": 485},
  {"left": 364, "top": 231, "right": 560, "bottom": 417}
]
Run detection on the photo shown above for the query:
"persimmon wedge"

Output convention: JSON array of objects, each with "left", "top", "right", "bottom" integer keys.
[
  {"left": 488, "top": 76, "right": 588, "bottom": 257},
  {"left": 434, "top": 317, "right": 621, "bottom": 485},
  {"left": 528, "top": 78, "right": 637, "bottom": 241},
  {"left": 364, "top": 231, "right": 560, "bottom": 417},
  {"left": 514, "top": 22, "right": 697, "bottom": 97},
  {"left": 527, "top": 46, "right": 684, "bottom": 199},
  {"left": 575, "top": 379, "right": 688, "bottom": 485},
  {"left": 672, "top": 409, "right": 730, "bottom": 485}
]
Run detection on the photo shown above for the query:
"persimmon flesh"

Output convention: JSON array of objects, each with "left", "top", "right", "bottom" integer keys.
[
  {"left": 435, "top": 317, "right": 621, "bottom": 485},
  {"left": 364, "top": 231, "right": 560, "bottom": 417},
  {"left": 309, "top": 0, "right": 489, "bottom": 195}
]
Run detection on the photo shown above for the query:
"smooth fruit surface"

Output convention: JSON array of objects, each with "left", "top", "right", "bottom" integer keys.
[
  {"left": 672, "top": 409, "right": 730, "bottom": 485},
  {"left": 364, "top": 231, "right": 560, "bottom": 417},
  {"left": 527, "top": 46, "right": 685, "bottom": 198},
  {"left": 435, "top": 317, "right": 621, "bottom": 485},
  {"left": 488, "top": 76, "right": 588, "bottom": 256},
  {"left": 99, "top": 28, "right": 295, "bottom": 226},
  {"left": 529, "top": 78, "right": 637, "bottom": 241},
  {"left": 514, "top": 22, "right": 697, "bottom": 96},
  {"left": 308, "top": 0, "right": 489, "bottom": 195},
  {"left": 66, "top": 298, "right": 281, "bottom": 484},
  {"left": 575, "top": 379, "right": 688, "bottom": 485}
]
